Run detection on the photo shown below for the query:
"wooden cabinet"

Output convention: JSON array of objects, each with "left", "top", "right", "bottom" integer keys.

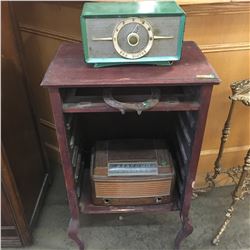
[
  {"left": 1, "top": 64, "right": 50, "bottom": 246},
  {"left": 42, "top": 41, "right": 220, "bottom": 249},
  {"left": 1, "top": 2, "right": 50, "bottom": 247}
]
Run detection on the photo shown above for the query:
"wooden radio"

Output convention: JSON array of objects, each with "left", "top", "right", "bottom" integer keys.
[{"left": 90, "top": 139, "right": 175, "bottom": 206}]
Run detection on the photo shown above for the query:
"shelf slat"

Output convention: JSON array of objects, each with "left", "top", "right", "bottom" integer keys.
[
  {"left": 63, "top": 100, "right": 200, "bottom": 113},
  {"left": 62, "top": 87, "right": 201, "bottom": 113}
]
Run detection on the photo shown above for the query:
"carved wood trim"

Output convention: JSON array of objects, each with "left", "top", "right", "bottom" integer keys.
[
  {"left": 19, "top": 25, "right": 81, "bottom": 43},
  {"left": 182, "top": 2, "right": 250, "bottom": 15},
  {"left": 200, "top": 145, "right": 250, "bottom": 156},
  {"left": 199, "top": 42, "right": 250, "bottom": 53},
  {"left": 179, "top": 0, "right": 231, "bottom": 4},
  {"left": 19, "top": 24, "right": 250, "bottom": 54}
]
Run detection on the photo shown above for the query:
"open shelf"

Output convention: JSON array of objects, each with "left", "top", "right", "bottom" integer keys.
[
  {"left": 79, "top": 170, "right": 178, "bottom": 214},
  {"left": 61, "top": 86, "right": 201, "bottom": 113},
  {"left": 64, "top": 110, "right": 197, "bottom": 211}
]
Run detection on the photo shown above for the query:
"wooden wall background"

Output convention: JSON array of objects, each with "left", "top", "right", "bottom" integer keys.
[{"left": 11, "top": 1, "right": 250, "bottom": 187}]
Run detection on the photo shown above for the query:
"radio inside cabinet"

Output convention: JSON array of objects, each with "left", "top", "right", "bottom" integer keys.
[{"left": 91, "top": 139, "right": 175, "bottom": 206}]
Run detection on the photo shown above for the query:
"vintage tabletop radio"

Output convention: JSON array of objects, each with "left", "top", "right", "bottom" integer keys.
[
  {"left": 80, "top": 1, "right": 186, "bottom": 67},
  {"left": 91, "top": 139, "right": 175, "bottom": 206}
]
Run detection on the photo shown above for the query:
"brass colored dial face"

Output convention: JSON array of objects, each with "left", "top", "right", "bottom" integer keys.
[{"left": 112, "top": 17, "right": 154, "bottom": 59}]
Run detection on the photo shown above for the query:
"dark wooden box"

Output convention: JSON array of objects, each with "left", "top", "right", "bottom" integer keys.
[
  {"left": 91, "top": 139, "right": 175, "bottom": 206},
  {"left": 41, "top": 42, "right": 220, "bottom": 249}
]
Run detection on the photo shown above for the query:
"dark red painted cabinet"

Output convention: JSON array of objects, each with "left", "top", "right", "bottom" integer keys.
[{"left": 41, "top": 41, "right": 220, "bottom": 249}]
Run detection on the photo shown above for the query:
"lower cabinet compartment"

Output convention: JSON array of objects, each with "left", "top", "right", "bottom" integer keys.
[{"left": 64, "top": 111, "right": 197, "bottom": 212}]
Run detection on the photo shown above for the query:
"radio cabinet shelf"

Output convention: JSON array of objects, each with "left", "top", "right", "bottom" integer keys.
[
  {"left": 61, "top": 86, "right": 201, "bottom": 113},
  {"left": 41, "top": 41, "right": 220, "bottom": 250}
]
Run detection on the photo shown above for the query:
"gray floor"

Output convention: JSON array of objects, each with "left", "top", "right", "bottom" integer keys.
[{"left": 8, "top": 170, "right": 250, "bottom": 250}]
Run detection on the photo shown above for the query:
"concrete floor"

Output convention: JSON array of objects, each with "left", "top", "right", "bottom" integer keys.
[{"left": 8, "top": 170, "right": 250, "bottom": 250}]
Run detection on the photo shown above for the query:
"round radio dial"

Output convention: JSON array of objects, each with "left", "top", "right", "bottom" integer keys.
[{"left": 113, "top": 17, "right": 154, "bottom": 59}]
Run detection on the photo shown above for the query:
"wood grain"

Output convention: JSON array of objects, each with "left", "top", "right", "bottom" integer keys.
[
  {"left": 2, "top": 3, "right": 50, "bottom": 248},
  {"left": 41, "top": 42, "right": 220, "bottom": 87}
]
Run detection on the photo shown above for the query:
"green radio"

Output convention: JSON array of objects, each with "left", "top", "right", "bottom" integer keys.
[{"left": 80, "top": 1, "right": 186, "bottom": 67}]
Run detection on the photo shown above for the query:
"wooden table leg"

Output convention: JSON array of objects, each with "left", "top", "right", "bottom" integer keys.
[
  {"left": 175, "top": 86, "right": 213, "bottom": 249},
  {"left": 68, "top": 218, "right": 84, "bottom": 250},
  {"left": 174, "top": 214, "right": 193, "bottom": 250},
  {"left": 49, "top": 88, "right": 84, "bottom": 249}
]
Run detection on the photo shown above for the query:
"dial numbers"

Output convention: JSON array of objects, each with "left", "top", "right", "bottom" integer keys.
[{"left": 113, "top": 17, "right": 154, "bottom": 59}]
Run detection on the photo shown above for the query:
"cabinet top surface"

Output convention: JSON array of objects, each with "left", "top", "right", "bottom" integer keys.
[{"left": 41, "top": 41, "right": 220, "bottom": 88}]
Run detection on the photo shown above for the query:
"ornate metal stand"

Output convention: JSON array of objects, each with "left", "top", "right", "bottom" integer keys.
[
  {"left": 212, "top": 149, "right": 250, "bottom": 245},
  {"left": 197, "top": 79, "right": 250, "bottom": 245}
]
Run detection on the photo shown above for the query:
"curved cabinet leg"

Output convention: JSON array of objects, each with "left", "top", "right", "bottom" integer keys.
[
  {"left": 68, "top": 218, "right": 84, "bottom": 250},
  {"left": 49, "top": 90, "right": 84, "bottom": 250},
  {"left": 174, "top": 216, "right": 193, "bottom": 250}
]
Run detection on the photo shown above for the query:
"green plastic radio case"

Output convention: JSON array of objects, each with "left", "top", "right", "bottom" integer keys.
[{"left": 80, "top": 1, "right": 186, "bottom": 67}]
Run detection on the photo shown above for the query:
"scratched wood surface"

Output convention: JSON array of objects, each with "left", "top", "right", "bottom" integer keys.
[{"left": 41, "top": 41, "right": 220, "bottom": 88}]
